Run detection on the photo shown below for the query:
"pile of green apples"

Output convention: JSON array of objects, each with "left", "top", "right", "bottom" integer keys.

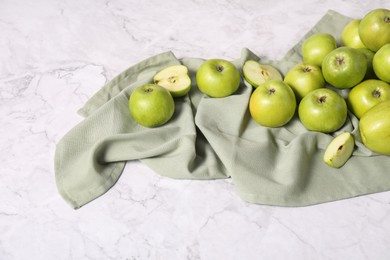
[{"left": 128, "top": 8, "right": 390, "bottom": 168}]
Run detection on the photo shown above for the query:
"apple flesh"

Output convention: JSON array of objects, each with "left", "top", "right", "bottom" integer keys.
[
  {"left": 347, "top": 79, "right": 390, "bottom": 119},
  {"left": 153, "top": 65, "right": 192, "bottom": 97},
  {"left": 302, "top": 33, "right": 337, "bottom": 67},
  {"left": 359, "top": 100, "right": 390, "bottom": 155},
  {"left": 341, "top": 19, "right": 366, "bottom": 49},
  {"left": 373, "top": 43, "right": 390, "bottom": 83},
  {"left": 196, "top": 59, "right": 241, "bottom": 98},
  {"left": 298, "top": 88, "right": 347, "bottom": 133},
  {"left": 243, "top": 60, "right": 282, "bottom": 88},
  {"left": 283, "top": 63, "right": 325, "bottom": 101},
  {"left": 359, "top": 8, "right": 390, "bottom": 52},
  {"left": 323, "top": 132, "right": 355, "bottom": 168},
  {"left": 322, "top": 47, "right": 367, "bottom": 89},
  {"left": 129, "top": 84, "right": 175, "bottom": 128},
  {"left": 249, "top": 80, "right": 296, "bottom": 127}
]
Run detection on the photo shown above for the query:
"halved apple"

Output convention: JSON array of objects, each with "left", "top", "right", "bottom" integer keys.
[
  {"left": 153, "top": 65, "right": 191, "bottom": 97},
  {"left": 323, "top": 132, "right": 355, "bottom": 168},
  {"left": 243, "top": 60, "right": 283, "bottom": 88}
]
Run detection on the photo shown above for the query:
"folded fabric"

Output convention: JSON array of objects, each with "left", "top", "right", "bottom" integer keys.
[{"left": 55, "top": 10, "right": 390, "bottom": 209}]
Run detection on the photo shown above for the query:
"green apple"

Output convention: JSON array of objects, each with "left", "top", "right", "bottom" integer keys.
[
  {"left": 323, "top": 132, "right": 355, "bottom": 168},
  {"left": 298, "top": 88, "right": 347, "bottom": 133},
  {"left": 347, "top": 79, "right": 390, "bottom": 119},
  {"left": 322, "top": 47, "right": 367, "bottom": 89},
  {"left": 153, "top": 65, "right": 191, "bottom": 97},
  {"left": 359, "top": 8, "right": 390, "bottom": 52},
  {"left": 357, "top": 48, "right": 376, "bottom": 80},
  {"left": 129, "top": 84, "right": 174, "bottom": 127},
  {"left": 302, "top": 33, "right": 337, "bottom": 67},
  {"left": 283, "top": 63, "right": 325, "bottom": 101},
  {"left": 373, "top": 43, "right": 390, "bottom": 83},
  {"left": 359, "top": 100, "right": 390, "bottom": 155},
  {"left": 196, "top": 59, "right": 241, "bottom": 98},
  {"left": 243, "top": 60, "right": 283, "bottom": 88},
  {"left": 249, "top": 80, "right": 296, "bottom": 127},
  {"left": 341, "top": 19, "right": 366, "bottom": 49}
]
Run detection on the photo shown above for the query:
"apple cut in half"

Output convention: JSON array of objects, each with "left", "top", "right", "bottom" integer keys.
[
  {"left": 323, "top": 132, "right": 355, "bottom": 168},
  {"left": 153, "top": 65, "right": 191, "bottom": 97},
  {"left": 243, "top": 60, "right": 283, "bottom": 88}
]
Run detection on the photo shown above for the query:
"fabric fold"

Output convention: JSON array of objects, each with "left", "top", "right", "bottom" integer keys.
[{"left": 55, "top": 10, "right": 390, "bottom": 209}]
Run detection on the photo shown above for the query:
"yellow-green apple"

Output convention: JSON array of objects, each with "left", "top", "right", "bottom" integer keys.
[
  {"left": 359, "top": 100, "right": 390, "bottom": 155},
  {"left": 129, "top": 84, "right": 174, "bottom": 127},
  {"left": 357, "top": 48, "right": 376, "bottom": 80},
  {"left": 373, "top": 43, "right": 390, "bottom": 83},
  {"left": 153, "top": 65, "right": 191, "bottom": 97},
  {"left": 322, "top": 47, "right": 367, "bottom": 89},
  {"left": 302, "top": 33, "right": 337, "bottom": 67},
  {"left": 243, "top": 60, "right": 282, "bottom": 88},
  {"left": 298, "top": 88, "right": 347, "bottom": 133},
  {"left": 284, "top": 63, "right": 325, "bottom": 101},
  {"left": 359, "top": 8, "right": 390, "bottom": 52},
  {"left": 196, "top": 59, "right": 241, "bottom": 98},
  {"left": 341, "top": 19, "right": 366, "bottom": 49},
  {"left": 347, "top": 79, "right": 390, "bottom": 118},
  {"left": 249, "top": 80, "right": 296, "bottom": 127},
  {"left": 323, "top": 132, "right": 355, "bottom": 168}
]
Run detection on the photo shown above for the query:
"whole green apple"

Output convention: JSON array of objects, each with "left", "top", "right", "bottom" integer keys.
[
  {"left": 249, "top": 80, "right": 296, "bottom": 127},
  {"left": 284, "top": 63, "right": 325, "bottom": 101},
  {"left": 341, "top": 19, "right": 366, "bottom": 49},
  {"left": 322, "top": 47, "right": 367, "bottom": 89},
  {"left": 357, "top": 48, "right": 376, "bottom": 80},
  {"left": 298, "top": 88, "right": 347, "bottom": 133},
  {"left": 129, "top": 84, "right": 175, "bottom": 127},
  {"left": 359, "top": 8, "right": 390, "bottom": 52},
  {"left": 359, "top": 100, "right": 390, "bottom": 155},
  {"left": 347, "top": 79, "right": 390, "bottom": 119},
  {"left": 196, "top": 59, "right": 241, "bottom": 98},
  {"left": 373, "top": 43, "right": 390, "bottom": 83},
  {"left": 302, "top": 33, "right": 337, "bottom": 67}
]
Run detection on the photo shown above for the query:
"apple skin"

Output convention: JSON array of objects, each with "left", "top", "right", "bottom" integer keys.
[
  {"left": 284, "top": 63, "right": 325, "bottom": 101},
  {"left": 359, "top": 8, "right": 390, "bottom": 52},
  {"left": 249, "top": 80, "right": 296, "bottom": 128},
  {"left": 302, "top": 33, "right": 337, "bottom": 67},
  {"left": 196, "top": 59, "right": 241, "bottom": 98},
  {"left": 359, "top": 100, "right": 390, "bottom": 155},
  {"left": 129, "top": 84, "right": 175, "bottom": 128},
  {"left": 322, "top": 47, "right": 367, "bottom": 89},
  {"left": 347, "top": 79, "right": 390, "bottom": 119},
  {"left": 341, "top": 19, "right": 366, "bottom": 49},
  {"left": 373, "top": 43, "right": 390, "bottom": 83},
  {"left": 357, "top": 48, "right": 376, "bottom": 80},
  {"left": 298, "top": 88, "right": 347, "bottom": 133}
]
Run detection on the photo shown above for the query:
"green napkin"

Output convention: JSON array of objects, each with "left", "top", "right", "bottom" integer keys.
[{"left": 55, "top": 10, "right": 390, "bottom": 209}]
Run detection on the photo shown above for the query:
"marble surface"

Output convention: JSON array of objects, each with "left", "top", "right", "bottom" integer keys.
[{"left": 1, "top": 0, "right": 390, "bottom": 259}]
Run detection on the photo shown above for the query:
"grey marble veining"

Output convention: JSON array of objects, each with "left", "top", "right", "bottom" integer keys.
[{"left": 1, "top": 0, "right": 390, "bottom": 259}]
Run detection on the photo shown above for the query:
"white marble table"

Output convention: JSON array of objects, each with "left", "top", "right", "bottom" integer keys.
[{"left": 1, "top": 0, "right": 390, "bottom": 259}]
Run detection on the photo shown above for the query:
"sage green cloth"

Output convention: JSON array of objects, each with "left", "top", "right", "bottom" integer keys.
[{"left": 55, "top": 10, "right": 390, "bottom": 209}]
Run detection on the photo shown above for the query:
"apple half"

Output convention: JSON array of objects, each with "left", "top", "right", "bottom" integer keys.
[
  {"left": 323, "top": 132, "right": 355, "bottom": 168},
  {"left": 243, "top": 60, "right": 283, "bottom": 88},
  {"left": 153, "top": 65, "right": 191, "bottom": 97}
]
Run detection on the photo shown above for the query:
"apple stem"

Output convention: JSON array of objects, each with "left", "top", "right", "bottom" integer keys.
[
  {"left": 318, "top": 96, "right": 327, "bottom": 103},
  {"left": 216, "top": 65, "right": 224, "bottom": 72},
  {"left": 145, "top": 87, "right": 154, "bottom": 93},
  {"left": 385, "top": 16, "right": 390, "bottom": 23},
  {"left": 372, "top": 89, "right": 381, "bottom": 98},
  {"left": 268, "top": 88, "right": 276, "bottom": 95},
  {"left": 303, "top": 67, "right": 312, "bottom": 73},
  {"left": 336, "top": 57, "right": 344, "bottom": 66}
]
